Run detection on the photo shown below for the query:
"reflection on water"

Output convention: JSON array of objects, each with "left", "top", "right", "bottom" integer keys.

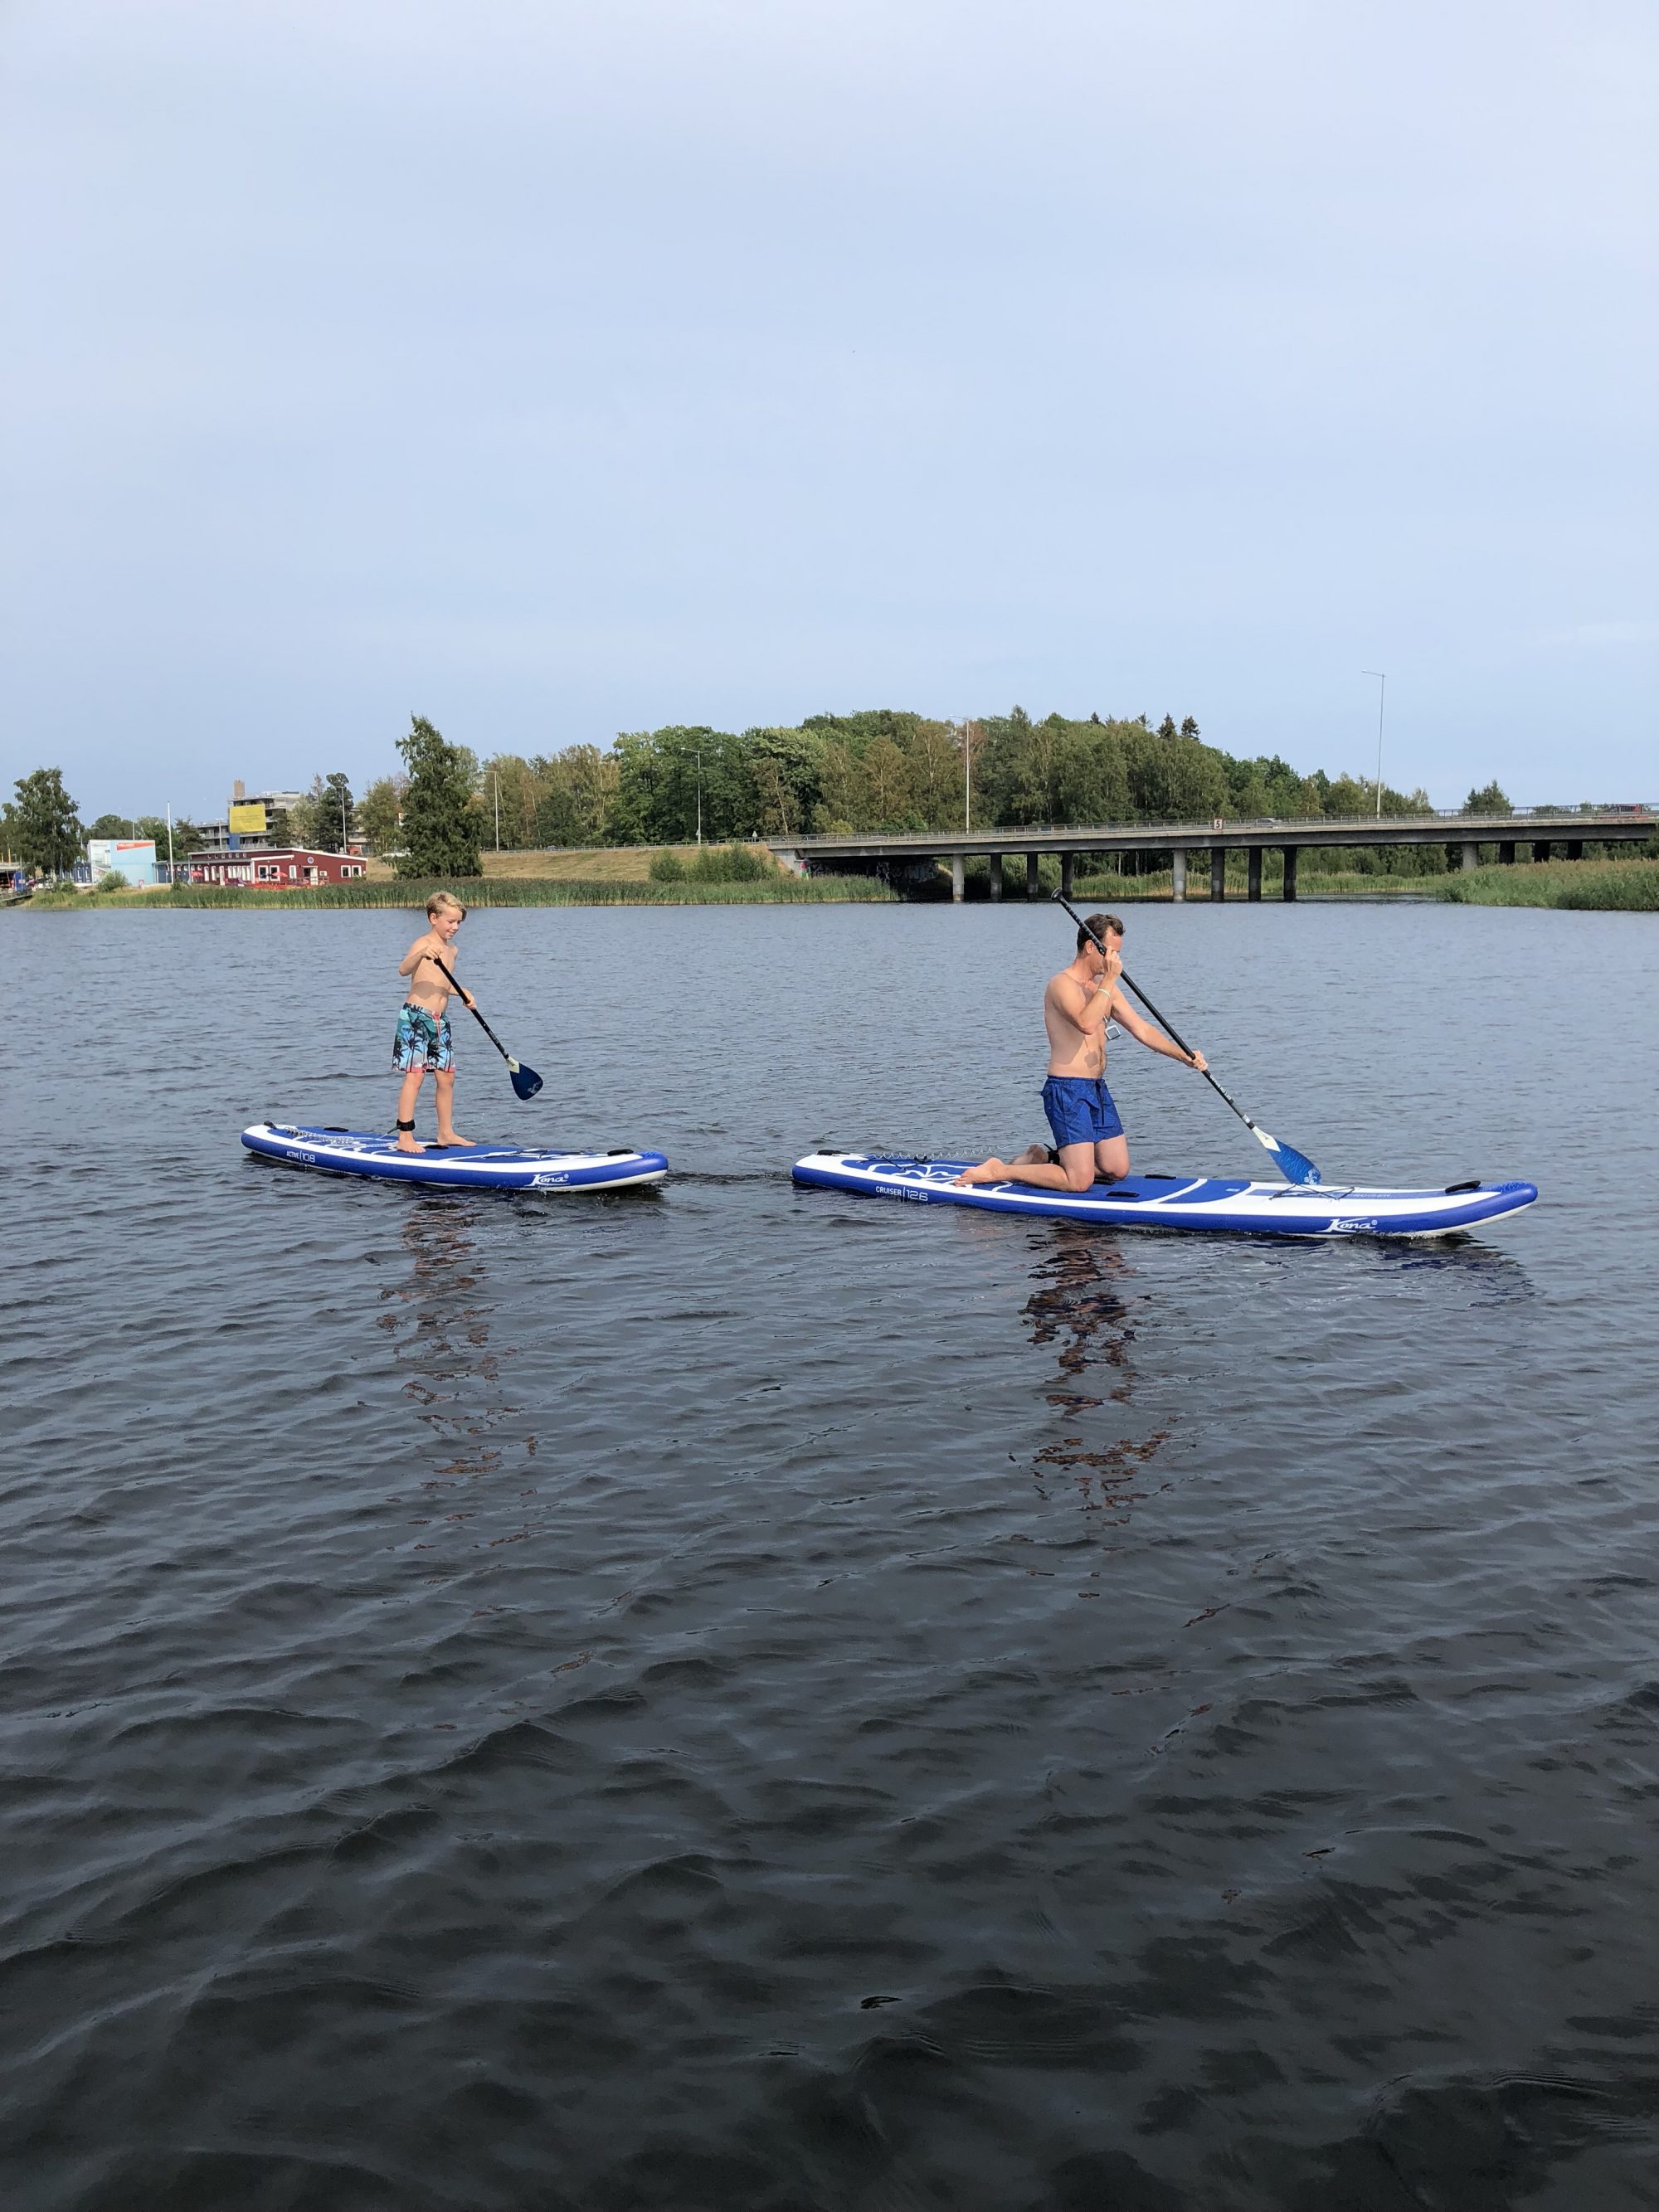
[
  {"left": 1022, "top": 1228, "right": 1173, "bottom": 1527},
  {"left": 376, "top": 1198, "right": 541, "bottom": 1575}
]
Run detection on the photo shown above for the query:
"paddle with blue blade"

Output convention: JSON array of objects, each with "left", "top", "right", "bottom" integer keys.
[
  {"left": 432, "top": 956, "right": 543, "bottom": 1101},
  {"left": 1054, "top": 893, "right": 1321, "bottom": 1185}
]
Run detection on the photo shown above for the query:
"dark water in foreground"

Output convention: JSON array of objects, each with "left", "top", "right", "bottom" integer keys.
[{"left": 5, "top": 901, "right": 1658, "bottom": 2212}]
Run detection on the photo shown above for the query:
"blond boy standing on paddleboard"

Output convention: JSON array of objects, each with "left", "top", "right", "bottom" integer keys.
[{"left": 392, "top": 892, "right": 478, "bottom": 1153}]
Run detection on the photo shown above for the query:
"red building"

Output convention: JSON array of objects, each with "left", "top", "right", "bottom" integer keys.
[{"left": 188, "top": 848, "right": 372, "bottom": 887}]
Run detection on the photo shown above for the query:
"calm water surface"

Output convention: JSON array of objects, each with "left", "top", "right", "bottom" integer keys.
[{"left": 5, "top": 901, "right": 1657, "bottom": 2212}]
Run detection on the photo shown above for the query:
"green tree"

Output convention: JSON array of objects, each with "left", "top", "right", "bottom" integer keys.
[
  {"left": 132, "top": 814, "right": 201, "bottom": 868},
  {"left": 292, "top": 772, "right": 356, "bottom": 850},
  {"left": 906, "top": 718, "right": 963, "bottom": 829},
  {"left": 745, "top": 726, "right": 825, "bottom": 838},
  {"left": 479, "top": 754, "right": 542, "bottom": 849},
  {"left": 87, "top": 812, "right": 134, "bottom": 839},
  {"left": 6, "top": 768, "right": 83, "bottom": 874},
  {"left": 1053, "top": 721, "right": 1131, "bottom": 823},
  {"left": 1324, "top": 774, "right": 1372, "bottom": 817},
  {"left": 358, "top": 775, "right": 405, "bottom": 855},
  {"left": 397, "top": 717, "right": 481, "bottom": 878},
  {"left": 1462, "top": 780, "right": 1512, "bottom": 816},
  {"left": 814, "top": 741, "right": 860, "bottom": 832},
  {"left": 533, "top": 746, "right": 617, "bottom": 846},
  {"left": 859, "top": 736, "right": 917, "bottom": 827}
]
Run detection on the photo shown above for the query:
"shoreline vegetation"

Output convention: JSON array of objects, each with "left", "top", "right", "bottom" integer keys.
[
  {"left": 1439, "top": 858, "right": 1659, "bottom": 910},
  {"left": 15, "top": 853, "right": 1658, "bottom": 912},
  {"left": 9, "top": 712, "right": 1652, "bottom": 911}
]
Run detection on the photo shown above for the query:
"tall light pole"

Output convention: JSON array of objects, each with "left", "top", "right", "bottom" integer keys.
[
  {"left": 166, "top": 804, "right": 175, "bottom": 881},
  {"left": 493, "top": 773, "right": 500, "bottom": 852},
  {"left": 1362, "top": 672, "right": 1386, "bottom": 817},
  {"left": 342, "top": 782, "right": 351, "bottom": 853},
  {"left": 695, "top": 749, "right": 703, "bottom": 845}
]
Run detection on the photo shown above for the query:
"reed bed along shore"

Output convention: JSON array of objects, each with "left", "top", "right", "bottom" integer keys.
[
  {"left": 27, "top": 875, "right": 897, "bottom": 912},
  {"left": 18, "top": 857, "right": 1657, "bottom": 914},
  {"left": 1438, "top": 858, "right": 1659, "bottom": 910}
]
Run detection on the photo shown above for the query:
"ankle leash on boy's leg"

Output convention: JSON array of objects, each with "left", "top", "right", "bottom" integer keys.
[{"left": 397, "top": 1117, "right": 416, "bottom": 1130}]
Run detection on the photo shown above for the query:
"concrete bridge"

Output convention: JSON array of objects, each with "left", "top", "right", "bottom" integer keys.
[{"left": 772, "top": 806, "right": 1656, "bottom": 902}]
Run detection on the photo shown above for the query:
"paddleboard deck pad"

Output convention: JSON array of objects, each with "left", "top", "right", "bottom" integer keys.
[
  {"left": 793, "top": 1152, "right": 1537, "bottom": 1237},
  {"left": 244, "top": 1124, "right": 668, "bottom": 1191}
]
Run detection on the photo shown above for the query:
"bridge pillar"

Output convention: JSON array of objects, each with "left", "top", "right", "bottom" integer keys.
[
  {"left": 1059, "top": 853, "right": 1074, "bottom": 899},
  {"left": 1461, "top": 841, "right": 1479, "bottom": 872},
  {"left": 1533, "top": 841, "right": 1551, "bottom": 863},
  {"left": 988, "top": 853, "right": 1003, "bottom": 901},
  {"left": 1499, "top": 841, "right": 1516, "bottom": 865},
  {"left": 1282, "top": 846, "right": 1298, "bottom": 902},
  {"left": 1566, "top": 839, "right": 1584, "bottom": 860},
  {"left": 1170, "top": 848, "right": 1187, "bottom": 902},
  {"left": 951, "top": 855, "right": 965, "bottom": 903},
  {"left": 1248, "top": 848, "right": 1262, "bottom": 902},
  {"left": 1210, "top": 848, "right": 1226, "bottom": 902},
  {"left": 1027, "top": 852, "right": 1040, "bottom": 898}
]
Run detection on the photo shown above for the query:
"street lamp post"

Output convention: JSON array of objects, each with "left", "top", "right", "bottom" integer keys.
[
  {"left": 1363, "top": 672, "right": 1386, "bottom": 818},
  {"left": 493, "top": 774, "right": 500, "bottom": 853},
  {"left": 342, "top": 783, "right": 351, "bottom": 853},
  {"left": 695, "top": 750, "right": 703, "bottom": 845}
]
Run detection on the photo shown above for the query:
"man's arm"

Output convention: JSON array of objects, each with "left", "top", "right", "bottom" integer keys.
[
  {"left": 1053, "top": 958, "right": 1122, "bottom": 1037},
  {"left": 1108, "top": 991, "right": 1208, "bottom": 1071}
]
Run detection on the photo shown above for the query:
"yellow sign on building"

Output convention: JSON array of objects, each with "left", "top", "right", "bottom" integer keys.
[{"left": 228, "top": 803, "right": 267, "bottom": 835}]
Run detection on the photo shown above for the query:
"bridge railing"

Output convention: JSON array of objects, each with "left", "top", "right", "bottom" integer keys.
[{"left": 781, "top": 805, "right": 1655, "bottom": 845}]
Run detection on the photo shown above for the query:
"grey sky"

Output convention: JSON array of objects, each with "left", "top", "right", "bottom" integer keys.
[{"left": 3, "top": 0, "right": 1654, "bottom": 817}]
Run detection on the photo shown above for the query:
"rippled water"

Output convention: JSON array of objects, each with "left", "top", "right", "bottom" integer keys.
[{"left": 6, "top": 900, "right": 1657, "bottom": 2211}]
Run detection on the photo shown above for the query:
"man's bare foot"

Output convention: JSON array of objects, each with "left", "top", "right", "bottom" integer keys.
[{"left": 952, "top": 1158, "right": 1010, "bottom": 1187}]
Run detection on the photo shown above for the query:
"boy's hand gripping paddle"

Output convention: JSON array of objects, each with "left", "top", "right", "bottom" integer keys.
[
  {"left": 433, "top": 957, "right": 543, "bottom": 1101},
  {"left": 1053, "top": 893, "right": 1321, "bottom": 1186}
]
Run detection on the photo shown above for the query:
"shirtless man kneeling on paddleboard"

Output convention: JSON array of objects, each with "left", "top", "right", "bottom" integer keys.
[
  {"left": 954, "top": 912, "right": 1208, "bottom": 1192},
  {"left": 392, "top": 892, "right": 478, "bottom": 1153}
]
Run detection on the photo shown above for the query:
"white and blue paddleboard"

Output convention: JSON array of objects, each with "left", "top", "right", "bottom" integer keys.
[
  {"left": 792, "top": 1152, "right": 1537, "bottom": 1238},
  {"left": 243, "top": 1124, "right": 668, "bottom": 1192}
]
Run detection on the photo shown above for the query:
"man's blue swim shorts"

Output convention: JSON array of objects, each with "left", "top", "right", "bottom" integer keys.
[
  {"left": 392, "top": 1002, "right": 454, "bottom": 1074},
  {"left": 1041, "top": 1073, "right": 1124, "bottom": 1151}
]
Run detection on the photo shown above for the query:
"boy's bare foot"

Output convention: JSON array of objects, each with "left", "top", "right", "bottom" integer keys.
[
  {"left": 435, "top": 1133, "right": 478, "bottom": 1148},
  {"left": 396, "top": 1134, "right": 425, "bottom": 1154},
  {"left": 952, "top": 1158, "right": 1010, "bottom": 1187}
]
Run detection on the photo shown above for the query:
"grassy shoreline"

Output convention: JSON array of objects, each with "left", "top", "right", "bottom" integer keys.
[
  {"left": 22, "top": 875, "right": 898, "bottom": 911},
  {"left": 1438, "top": 858, "right": 1659, "bottom": 910},
  {"left": 17, "top": 857, "right": 1657, "bottom": 914}
]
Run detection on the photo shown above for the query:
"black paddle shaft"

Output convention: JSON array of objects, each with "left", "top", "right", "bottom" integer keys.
[
  {"left": 431, "top": 955, "right": 513, "bottom": 1066},
  {"left": 1053, "top": 892, "right": 1253, "bottom": 1125}
]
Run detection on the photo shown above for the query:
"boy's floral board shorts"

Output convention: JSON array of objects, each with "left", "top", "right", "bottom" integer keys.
[{"left": 392, "top": 1002, "right": 454, "bottom": 1073}]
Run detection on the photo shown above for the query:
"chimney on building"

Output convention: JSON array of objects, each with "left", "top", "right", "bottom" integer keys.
[{"left": 233, "top": 779, "right": 246, "bottom": 803}]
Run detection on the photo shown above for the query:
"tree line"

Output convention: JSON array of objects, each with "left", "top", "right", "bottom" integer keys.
[{"left": 5, "top": 710, "right": 1541, "bottom": 881}]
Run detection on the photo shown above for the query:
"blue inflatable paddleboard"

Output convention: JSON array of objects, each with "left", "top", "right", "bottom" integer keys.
[
  {"left": 243, "top": 1124, "right": 668, "bottom": 1191},
  {"left": 792, "top": 1152, "right": 1536, "bottom": 1238}
]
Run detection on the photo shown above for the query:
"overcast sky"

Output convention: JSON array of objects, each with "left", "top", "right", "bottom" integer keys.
[{"left": 2, "top": 0, "right": 1654, "bottom": 818}]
